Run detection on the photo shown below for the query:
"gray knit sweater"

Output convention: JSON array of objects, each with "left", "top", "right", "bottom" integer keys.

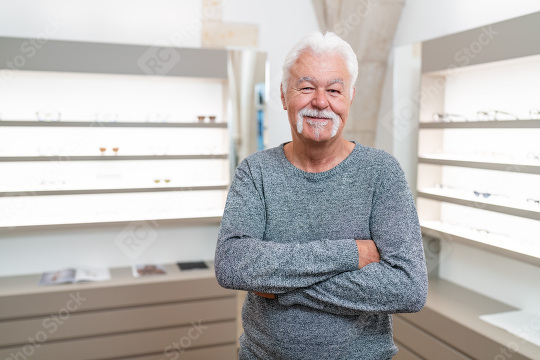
[{"left": 215, "top": 142, "right": 428, "bottom": 359}]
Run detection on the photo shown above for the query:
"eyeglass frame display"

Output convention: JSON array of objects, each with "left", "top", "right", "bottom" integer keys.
[{"left": 476, "top": 110, "right": 519, "bottom": 121}]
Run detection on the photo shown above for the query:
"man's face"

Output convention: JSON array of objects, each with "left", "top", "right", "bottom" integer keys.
[{"left": 281, "top": 51, "right": 354, "bottom": 143}]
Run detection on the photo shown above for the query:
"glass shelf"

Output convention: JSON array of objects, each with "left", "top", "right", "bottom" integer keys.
[
  {"left": 419, "top": 119, "right": 540, "bottom": 129},
  {"left": 0, "top": 120, "right": 228, "bottom": 128},
  {"left": 0, "top": 184, "right": 228, "bottom": 197},
  {"left": 0, "top": 190, "right": 228, "bottom": 229},
  {"left": 421, "top": 220, "right": 540, "bottom": 267},
  {"left": 417, "top": 155, "right": 540, "bottom": 175},
  {"left": 0, "top": 40, "right": 243, "bottom": 230},
  {"left": 0, "top": 154, "right": 228, "bottom": 162},
  {"left": 417, "top": 188, "right": 540, "bottom": 221},
  {"left": 0, "top": 126, "right": 229, "bottom": 157}
]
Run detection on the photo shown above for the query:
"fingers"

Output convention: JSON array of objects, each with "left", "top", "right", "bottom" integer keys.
[
  {"left": 355, "top": 239, "right": 381, "bottom": 268},
  {"left": 253, "top": 291, "right": 276, "bottom": 299}
]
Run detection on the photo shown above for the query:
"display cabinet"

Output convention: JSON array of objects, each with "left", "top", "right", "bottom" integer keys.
[
  {"left": 0, "top": 262, "right": 238, "bottom": 360},
  {"left": 393, "top": 12, "right": 540, "bottom": 360},
  {"left": 0, "top": 37, "right": 236, "bottom": 228},
  {"left": 415, "top": 14, "right": 540, "bottom": 267}
]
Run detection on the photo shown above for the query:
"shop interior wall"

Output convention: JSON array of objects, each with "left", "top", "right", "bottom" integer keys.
[
  {"left": 2, "top": 0, "right": 538, "bottom": 314},
  {"left": 377, "top": 0, "right": 540, "bottom": 313},
  {"left": 0, "top": 0, "right": 318, "bottom": 277}
]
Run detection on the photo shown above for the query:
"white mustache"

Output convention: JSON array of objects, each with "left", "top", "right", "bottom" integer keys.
[
  {"left": 298, "top": 108, "right": 339, "bottom": 121},
  {"left": 296, "top": 107, "right": 341, "bottom": 138}
]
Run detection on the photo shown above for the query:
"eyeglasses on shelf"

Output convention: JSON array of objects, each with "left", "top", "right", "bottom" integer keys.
[
  {"left": 36, "top": 111, "right": 61, "bottom": 122},
  {"left": 99, "top": 147, "right": 120, "bottom": 155},
  {"left": 527, "top": 198, "right": 540, "bottom": 206},
  {"left": 432, "top": 112, "right": 466, "bottom": 122},
  {"left": 476, "top": 110, "right": 518, "bottom": 121},
  {"left": 94, "top": 112, "right": 119, "bottom": 122},
  {"left": 146, "top": 113, "right": 170, "bottom": 123},
  {"left": 526, "top": 153, "right": 540, "bottom": 162},
  {"left": 473, "top": 191, "right": 491, "bottom": 199}
]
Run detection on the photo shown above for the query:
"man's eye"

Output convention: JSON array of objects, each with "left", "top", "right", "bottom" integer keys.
[{"left": 301, "top": 87, "right": 314, "bottom": 91}]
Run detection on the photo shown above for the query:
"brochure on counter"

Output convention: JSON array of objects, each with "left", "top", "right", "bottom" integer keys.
[
  {"left": 132, "top": 263, "right": 167, "bottom": 277},
  {"left": 39, "top": 267, "right": 111, "bottom": 286}
]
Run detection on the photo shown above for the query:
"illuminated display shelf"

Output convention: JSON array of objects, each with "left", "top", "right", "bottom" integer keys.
[
  {"left": 0, "top": 37, "right": 231, "bottom": 229},
  {"left": 417, "top": 155, "right": 540, "bottom": 175},
  {"left": 415, "top": 23, "right": 540, "bottom": 265},
  {"left": 0, "top": 184, "right": 229, "bottom": 197},
  {"left": 0, "top": 120, "right": 228, "bottom": 128},
  {"left": 0, "top": 154, "right": 228, "bottom": 162},
  {"left": 395, "top": 13, "right": 540, "bottom": 360},
  {"left": 417, "top": 189, "right": 540, "bottom": 221},
  {"left": 418, "top": 119, "right": 540, "bottom": 129},
  {"left": 420, "top": 220, "right": 540, "bottom": 267}
]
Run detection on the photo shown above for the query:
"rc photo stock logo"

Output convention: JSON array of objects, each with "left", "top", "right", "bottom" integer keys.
[
  {"left": 4, "top": 291, "right": 86, "bottom": 360},
  {"left": 137, "top": 45, "right": 181, "bottom": 76},
  {"left": 114, "top": 221, "right": 159, "bottom": 260},
  {"left": 162, "top": 319, "right": 208, "bottom": 360},
  {"left": 380, "top": 97, "right": 419, "bottom": 141}
]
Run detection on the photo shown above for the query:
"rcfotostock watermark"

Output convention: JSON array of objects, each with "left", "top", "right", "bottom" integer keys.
[
  {"left": 421, "top": 25, "right": 499, "bottom": 107},
  {"left": 136, "top": 5, "right": 219, "bottom": 76},
  {"left": 114, "top": 220, "right": 159, "bottom": 260},
  {"left": 162, "top": 320, "right": 208, "bottom": 360},
  {"left": 0, "top": 16, "right": 64, "bottom": 84},
  {"left": 493, "top": 312, "right": 540, "bottom": 360},
  {"left": 379, "top": 96, "right": 418, "bottom": 141},
  {"left": 382, "top": 25, "right": 499, "bottom": 141},
  {"left": 334, "top": 0, "right": 380, "bottom": 39},
  {"left": 453, "top": 26, "right": 498, "bottom": 67},
  {"left": 137, "top": 46, "right": 181, "bottom": 76},
  {"left": 4, "top": 292, "right": 86, "bottom": 360}
]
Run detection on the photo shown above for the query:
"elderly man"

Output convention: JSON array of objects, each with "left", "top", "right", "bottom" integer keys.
[{"left": 215, "top": 31, "right": 427, "bottom": 359}]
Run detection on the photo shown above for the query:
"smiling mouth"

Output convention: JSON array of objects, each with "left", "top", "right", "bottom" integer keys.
[{"left": 305, "top": 116, "right": 331, "bottom": 121}]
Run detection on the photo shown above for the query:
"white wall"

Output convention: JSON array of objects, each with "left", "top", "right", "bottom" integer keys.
[
  {"left": 394, "top": 0, "right": 540, "bottom": 47},
  {"left": 3, "top": 0, "right": 537, "bottom": 314},
  {"left": 381, "top": 0, "right": 540, "bottom": 312},
  {"left": 378, "top": 0, "right": 540, "bottom": 158},
  {"left": 222, "top": 0, "right": 318, "bottom": 148},
  {"left": 0, "top": 0, "right": 318, "bottom": 276},
  {"left": 0, "top": 0, "right": 203, "bottom": 47}
]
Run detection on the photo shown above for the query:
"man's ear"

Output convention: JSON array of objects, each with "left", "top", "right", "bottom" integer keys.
[
  {"left": 280, "top": 83, "right": 287, "bottom": 110},
  {"left": 350, "top": 87, "right": 356, "bottom": 105}
]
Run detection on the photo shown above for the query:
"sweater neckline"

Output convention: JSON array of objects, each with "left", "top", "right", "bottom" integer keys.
[{"left": 279, "top": 141, "right": 360, "bottom": 181}]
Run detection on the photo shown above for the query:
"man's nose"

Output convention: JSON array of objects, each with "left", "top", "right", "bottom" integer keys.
[{"left": 311, "top": 88, "right": 329, "bottom": 109}]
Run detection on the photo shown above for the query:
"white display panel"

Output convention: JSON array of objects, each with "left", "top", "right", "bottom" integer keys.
[
  {"left": 0, "top": 190, "right": 228, "bottom": 228},
  {"left": 0, "top": 69, "right": 230, "bottom": 228},
  {"left": 417, "top": 54, "right": 540, "bottom": 264},
  {"left": 0, "top": 70, "right": 225, "bottom": 123}
]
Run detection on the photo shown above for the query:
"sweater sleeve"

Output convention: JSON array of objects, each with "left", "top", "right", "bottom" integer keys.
[
  {"left": 277, "top": 156, "right": 428, "bottom": 314},
  {"left": 214, "top": 158, "right": 359, "bottom": 293}
]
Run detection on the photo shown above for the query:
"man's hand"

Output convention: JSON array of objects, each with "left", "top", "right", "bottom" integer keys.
[
  {"left": 355, "top": 239, "right": 380, "bottom": 268},
  {"left": 253, "top": 291, "right": 276, "bottom": 299},
  {"left": 252, "top": 241, "right": 379, "bottom": 298}
]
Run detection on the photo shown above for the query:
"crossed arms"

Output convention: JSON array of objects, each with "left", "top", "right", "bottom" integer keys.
[{"left": 214, "top": 157, "right": 428, "bottom": 315}]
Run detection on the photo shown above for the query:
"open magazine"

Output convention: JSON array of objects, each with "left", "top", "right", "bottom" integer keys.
[{"left": 39, "top": 267, "right": 111, "bottom": 286}]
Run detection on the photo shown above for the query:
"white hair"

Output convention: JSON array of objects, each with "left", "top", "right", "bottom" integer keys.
[{"left": 281, "top": 31, "right": 358, "bottom": 96}]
